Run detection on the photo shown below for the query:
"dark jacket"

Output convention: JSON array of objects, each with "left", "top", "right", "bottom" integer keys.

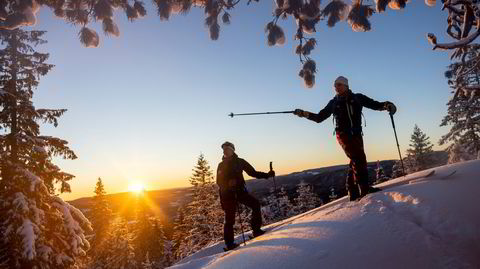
[
  {"left": 216, "top": 154, "right": 269, "bottom": 193},
  {"left": 307, "top": 90, "right": 386, "bottom": 135}
]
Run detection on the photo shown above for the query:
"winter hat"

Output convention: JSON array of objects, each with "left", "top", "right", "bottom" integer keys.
[
  {"left": 221, "top": 141, "right": 235, "bottom": 152},
  {"left": 334, "top": 76, "right": 349, "bottom": 87}
]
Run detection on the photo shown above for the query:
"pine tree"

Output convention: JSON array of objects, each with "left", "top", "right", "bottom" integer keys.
[
  {"left": 391, "top": 160, "right": 406, "bottom": 178},
  {"left": 89, "top": 177, "right": 112, "bottom": 250},
  {"left": 163, "top": 239, "right": 174, "bottom": 267},
  {"left": 440, "top": 49, "right": 480, "bottom": 163},
  {"left": 405, "top": 125, "right": 435, "bottom": 172},
  {"left": 132, "top": 201, "right": 167, "bottom": 268},
  {"left": 171, "top": 206, "right": 188, "bottom": 261},
  {"left": 374, "top": 160, "right": 390, "bottom": 184},
  {"left": 293, "top": 181, "right": 322, "bottom": 215},
  {"left": 174, "top": 154, "right": 223, "bottom": 259},
  {"left": 91, "top": 218, "right": 137, "bottom": 269},
  {"left": 0, "top": 29, "right": 91, "bottom": 268},
  {"left": 142, "top": 252, "right": 153, "bottom": 269},
  {"left": 263, "top": 187, "right": 295, "bottom": 224},
  {"left": 328, "top": 187, "right": 338, "bottom": 201}
]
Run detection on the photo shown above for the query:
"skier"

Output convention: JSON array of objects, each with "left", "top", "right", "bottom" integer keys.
[
  {"left": 293, "top": 76, "right": 397, "bottom": 201},
  {"left": 216, "top": 141, "right": 275, "bottom": 250}
]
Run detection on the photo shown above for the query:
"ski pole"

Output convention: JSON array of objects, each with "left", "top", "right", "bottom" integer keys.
[
  {"left": 389, "top": 113, "right": 406, "bottom": 176},
  {"left": 235, "top": 194, "right": 246, "bottom": 246},
  {"left": 228, "top": 111, "right": 295, "bottom": 118}
]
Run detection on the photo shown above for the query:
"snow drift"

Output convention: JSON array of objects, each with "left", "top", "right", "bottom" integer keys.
[{"left": 170, "top": 160, "right": 480, "bottom": 269}]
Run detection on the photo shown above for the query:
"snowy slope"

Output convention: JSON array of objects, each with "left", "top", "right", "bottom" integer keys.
[{"left": 169, "top": 160, "right": 480, "bottom": 269}]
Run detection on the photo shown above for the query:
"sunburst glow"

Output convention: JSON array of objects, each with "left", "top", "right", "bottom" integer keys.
[{"left": 128, "top": 182, "right": 145, "bottom": 195}]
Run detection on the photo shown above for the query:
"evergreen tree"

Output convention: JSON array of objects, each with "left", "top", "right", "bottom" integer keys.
[
  {"left": 293, "top": 181, "right": 322, "bottom": 214},
  {"left": 328, "top": 187, "right": 338, "bottom": 202},
  {"left": 90, "top": 218, "right": 137, "bottom": 269},
  {"left": 142, "top": 252, "right": 153, "bottom": 269},
  {"left": 171, "top": 206, "right": 188, "bottom": 261},
  {"left": 263, "top": 187, "right": 295, "bottom": 224},
  {"left": 132, "top": 201, "right": 166, "bottom": 268},
  {"left": 0, "top": 29, "right": 91, "bottom": 268},
  {"left": 405, "top": 125, "right": 435, "bottom": 172},
  {"left": 391, "top": 160, "right": 406, "bottom": 178},
  {"left": 175, "top": 154, "right": 223, "bottom": 259},
  {"left": 440, "top": 49, "right": 480, "bottom": 163},
  {"left": 89, "top": 177, "right": 112, "bottom": 250},
  {"left": 163, "top": 239, "right": 174, "bottom": 267},
  {"left": 374, "top": 160, "right": 390, "bottom": 184}
]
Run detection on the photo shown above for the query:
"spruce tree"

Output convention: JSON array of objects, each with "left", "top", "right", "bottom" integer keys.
[
  {"left": 175, "top": 154, "right": 223, "bottom": 258},
  {"left": 263, "top": 187, "right": 295, "bottom": 224},
  {"left": 374, "top": 161, "right": 390, "bottom": 184},
  {"left": 89, "top": 177, "right": 112, "bottom": 250},
  {"left": 132, "top": 200, "right": 166, "bottom": 268},
  {"left": 91, "top": 218, "right": 137, "bottom": 269},
  {"left": 0, "top": 29, "right": 91, "bottom": 268},
  {"left": 293, "top": 181, "right": 322, "bottom": 215},
  {"left": 440, "top": 49, "right": 480, "bottom": 163},
  {"left": 406, "top": 124, "right": 434, "bottom": 172}
]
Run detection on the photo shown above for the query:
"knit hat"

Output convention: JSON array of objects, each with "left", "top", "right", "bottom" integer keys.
[
  {"left": 334, "top": 76, "right": 349, "bottom": 87},
  {"left": 221, "top": 141, "right": 235, "bottom": 152}
]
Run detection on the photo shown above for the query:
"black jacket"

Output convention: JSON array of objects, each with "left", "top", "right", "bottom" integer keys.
[
  {"left": 216, "top": 154, "right": 269, "bottom": 192},
  {"left": 307, "top": 90, "right": 386, "bottom": 135}
]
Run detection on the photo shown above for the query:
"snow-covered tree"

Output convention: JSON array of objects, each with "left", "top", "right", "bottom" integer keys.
[
  {"left": 90, "top": 218, "right": 137, "bottom": 269},
  {"left": 405, "top": 125, "right": 435, "bottom": 172},
  {"left": 263, "top": 187, "right": 295, "bottom": 224},
  {"left": 89, "top": 177, "right": 112, "bottom": 250},
  {"left": 174, "top": 154, "right": 223, "bottom": 259},
  {"left": 163, "top": 239, "right": 174, "bottom": 267},
  {"left": 391, "top": 160, "right": 406, "bottom": 178},
  {"left": 374, "top": 161, "right": 390, "bottom": 184},
  {"left": 329, "top": 187, "right": 338, "bottom": 201},
  {"left": 142, "top": 252, "right": 153, "bottom": 269},
  {"left": 171, "top": 206, "right": 188, "bottom": 261},
  {"left": 132, "top": 201, "right": 167, "bottom": 268},
  {"left": 2, "top": 0, "right": 478, "bottom": 89},
  {"left": 440, "top": 48, "right": 480, "bottom": 163},
  {"left": 0, "top": 28, "right": 92, "bottom": 269},
  {"left": 293, "top": 181, "right": 322, "bottom": 214}
]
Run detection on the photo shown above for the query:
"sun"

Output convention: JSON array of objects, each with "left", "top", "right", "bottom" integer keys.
[{"left": 128, "top": 182, "right": 145, "bottom": 195}]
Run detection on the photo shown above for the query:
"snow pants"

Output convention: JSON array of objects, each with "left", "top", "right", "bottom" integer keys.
[
  {"left": 220, "top": 189, "right": 262, "bottom": 246},
  {"left": 336, "top": 132, "right": 369, "bottom": 194}
]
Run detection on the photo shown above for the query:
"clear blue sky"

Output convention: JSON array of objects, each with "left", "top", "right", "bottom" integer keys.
[{"left": 29, "top": 1, "right": 452, "bottom": 200}]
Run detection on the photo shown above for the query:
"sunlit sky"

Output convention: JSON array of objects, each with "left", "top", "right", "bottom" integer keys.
[{"left": 27, "top": 1, "right": 452, "bottom": 200}]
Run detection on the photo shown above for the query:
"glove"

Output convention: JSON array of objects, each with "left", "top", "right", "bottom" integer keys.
[
  {"left": 384, "top": 102, "right": 397, "bottom": 115},
  {"left": 294, "top": 109, "right": 309, "bottom": 118},
  {"left": 267, "top": 170, "right": 275, "bottom": 178}
]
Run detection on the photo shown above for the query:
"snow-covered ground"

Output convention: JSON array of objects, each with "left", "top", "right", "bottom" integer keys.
[{"left": 169, "top": 160, "right": 480, "bottom": 269}]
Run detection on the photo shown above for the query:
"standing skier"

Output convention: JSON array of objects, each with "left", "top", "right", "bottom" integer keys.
[
  {"left": 216, "top": 141, "right": 275, "bottom": 250},
  {"left": 294, "top": 76, "right": 397, "bottom": 201}
]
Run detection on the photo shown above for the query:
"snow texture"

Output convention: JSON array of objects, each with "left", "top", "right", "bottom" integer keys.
[{"left": 170, "top": 160, "right": 480, "bottom": 269}]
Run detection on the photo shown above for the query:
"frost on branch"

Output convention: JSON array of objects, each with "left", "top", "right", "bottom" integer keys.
[{"left": 347, "top": 1, "right": 375, "bottom": 32}]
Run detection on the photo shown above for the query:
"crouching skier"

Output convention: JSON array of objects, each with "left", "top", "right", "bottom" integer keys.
[
  {"left": 216, "top": 141, "right": 275, "bottom": 250},
  {"left": 294, "top": 76, "right": 397, "bottom": 201}
]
